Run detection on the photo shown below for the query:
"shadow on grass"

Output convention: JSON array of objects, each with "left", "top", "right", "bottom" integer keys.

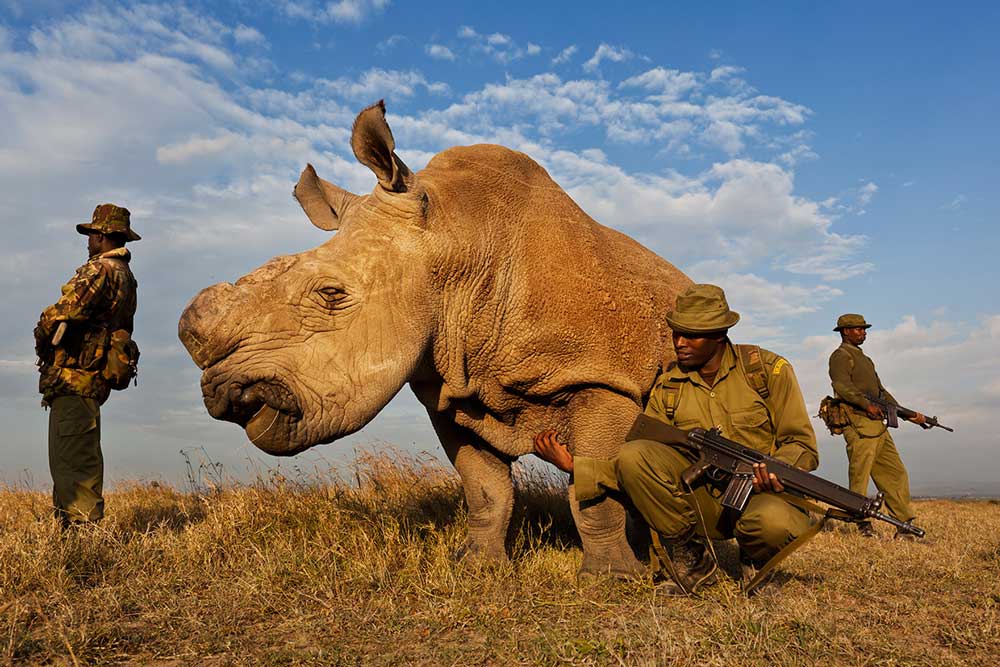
[{"left": 115, "top": 495, "right": 209, "bottom": 534}]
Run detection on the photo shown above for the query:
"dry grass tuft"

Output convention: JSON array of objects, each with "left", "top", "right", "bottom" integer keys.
[{"left": 1, "top": 450, "right": 998, "bottom": 666}]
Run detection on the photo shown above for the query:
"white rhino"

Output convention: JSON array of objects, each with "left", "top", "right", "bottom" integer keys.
[{"left": 178, "top": 101, "right": 691, "bottom": 577}]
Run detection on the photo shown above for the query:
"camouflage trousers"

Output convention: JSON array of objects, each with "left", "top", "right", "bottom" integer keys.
[
  {"left": 615, "top": 439, "right": 813, "bottom": 567},
  {"left": 843, "top": 426, "right": 915, "bottom": 522},
  {"left": 48, "top": 394, "right": 104, "bottom": 526}
]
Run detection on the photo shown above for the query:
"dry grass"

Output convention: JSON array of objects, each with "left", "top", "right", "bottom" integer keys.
[{"left": 1, "top": 450, "right": 998, "bottom": 666}]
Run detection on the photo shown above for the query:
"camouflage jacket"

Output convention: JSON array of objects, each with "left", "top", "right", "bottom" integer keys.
[{"left": 35, "top": 247, "right": 138, "bottom": 404}]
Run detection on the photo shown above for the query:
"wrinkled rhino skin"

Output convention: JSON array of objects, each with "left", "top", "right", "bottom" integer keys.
[{"left": 179, "top": 101, "right": 692, "bottom": 577}]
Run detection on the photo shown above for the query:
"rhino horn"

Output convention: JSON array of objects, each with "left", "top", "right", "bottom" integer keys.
[
  {"left": 351, "top": 100, "right": 412, "bottom": 193},
  {"left": 293, "top": 164, "right": 361, "bottom": 231}
]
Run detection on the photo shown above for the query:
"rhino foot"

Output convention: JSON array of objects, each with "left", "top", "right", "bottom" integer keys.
[
  {"left": 578, "top": 542, "right": 647, "bottom": 580},
  {"left": 455, "top": 537, "right": 508, "bottom": 564}
]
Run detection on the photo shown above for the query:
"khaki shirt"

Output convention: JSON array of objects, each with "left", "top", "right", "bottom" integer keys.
[
  {"left": 575, "top": 342, "right": 818, "bottom": 502},
  {"left": 828, "top": 342, "right": 895, "bottom": 437},
  {"left": 828, "top": 342, "right": 895, "bottom": 410}
]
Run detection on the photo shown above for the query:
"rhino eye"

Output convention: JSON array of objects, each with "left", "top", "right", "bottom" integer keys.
[{"left": 316, "top": 285, "right": 350, "bottom": 309}]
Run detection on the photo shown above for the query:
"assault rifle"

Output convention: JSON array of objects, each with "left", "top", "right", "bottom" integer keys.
[
  {"left": 865, "top": 393, "right": 953, "bottom": 432},
  {"left": 626, "top": 414, "right": 925, "bottom": 537}
]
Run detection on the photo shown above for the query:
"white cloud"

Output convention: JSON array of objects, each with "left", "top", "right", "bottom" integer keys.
[
  {"left": 486, "top": 32, "right": 511, "bottom": 46},
  {"left": 319, "top": 68, "right": 450, "bottom": 99},
  {"left": 709, "top": 65, "right": 745, "bottom": 81},
  {"left": 426, "top": 44, "right": 455, "bottom": 61},
  {"left": 857, "top": 181, "right": 878, "bottom": 207},
  {"left": 942, "top": 194, "right": 966, "bottom": 210},
  {"left": 431, "top": 69, "right": 810, "bottom": 158},
  {"left": 279, "top": 0, "right": 390, "bottom": 24},
  {"left": 156, "top": 132, "right": 241, "bottom": 163},
  {"left": 777, "top": 143, "right": 819, "bottom": 166},
  {"left": 821, "top": 180, "right": 880, "bottom": 217},
  {"left": 377, "top": 34, "right": 406, "bottom": 52},
  {"left": 233, "top": 24, "right": 266, "bottom": 46},
  {"left": 583, "top": 43, "right": 633, "bottom": 72},
  {"left": 552, "top": 45, "right": 577, "bottom": 65},
  {"left": 621, "top": 67, "right": 699, "bottom": 98},
  {"left": 453, "top": 24, "right": 540, "bottom": 63}
]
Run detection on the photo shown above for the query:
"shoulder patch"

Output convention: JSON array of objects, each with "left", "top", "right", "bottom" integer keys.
[{"left": 772, "top": 358, "right": 788, "bottom": 375}]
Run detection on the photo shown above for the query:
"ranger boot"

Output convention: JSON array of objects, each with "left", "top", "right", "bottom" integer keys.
[{"left": 653, "top": 533, "right": 718, "bottom": 595}]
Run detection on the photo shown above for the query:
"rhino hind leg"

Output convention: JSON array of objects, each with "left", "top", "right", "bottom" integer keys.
[{"left": 432, "top": 415, "right": 513, "bottom": 562}]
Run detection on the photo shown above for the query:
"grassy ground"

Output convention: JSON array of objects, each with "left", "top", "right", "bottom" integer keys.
[{"left": 1, "top": 450, "right": 998, "bottom": 666}]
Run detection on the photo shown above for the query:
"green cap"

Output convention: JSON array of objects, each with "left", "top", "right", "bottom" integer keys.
[
  {"left": 76, "top": 203, "right": 141, "bottom": 241},
  {"left": 666, "top": 284, "right": 740, "bottom": 335},
  {"left": 834, "top": 313, "right": 871, "bottom": 331}
]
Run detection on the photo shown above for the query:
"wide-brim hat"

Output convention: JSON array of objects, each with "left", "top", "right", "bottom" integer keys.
[
  {"left": 666, "top": 283, "right": 740, "bottom": 335},
  {"left": 76, "top": 203, "right": 141, "bottom": 241},
  {"left": 833, "top": 313, "right": 871, "bottom": 331}
]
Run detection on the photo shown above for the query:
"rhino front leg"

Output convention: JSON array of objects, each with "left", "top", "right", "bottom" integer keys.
[
  {"left": 429, "top": 414, "right": 513, "bottom": 562},
  {"left": 570, "top": 487, "right": 646, "bottom": 579},
  {"left": 568, "top": 391, "right": 647, "bottom": 579}
]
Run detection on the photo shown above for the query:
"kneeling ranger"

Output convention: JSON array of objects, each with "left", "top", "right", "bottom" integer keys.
[
  {"left": 534, "top": 284, "right": 818, "bottom": 593},
  {"left": 35, "top": 204, "right": 140, "bottom": 528}
]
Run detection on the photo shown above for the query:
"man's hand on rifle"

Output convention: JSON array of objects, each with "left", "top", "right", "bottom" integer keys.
[
  {"left": 752, "top": 462, "right": 785, "bottom": 493},
  {"left": 909, "top": 412, "right": 932, "bottom": 429},
  {"left": 865, "top": 402, "right": 884, "bottom": 420},
  {"left": 533, "top": 430, "right": 574, "bottom": 474}
]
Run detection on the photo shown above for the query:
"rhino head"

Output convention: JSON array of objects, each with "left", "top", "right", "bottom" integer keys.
[{"left": 178, "top": 101, "right": 434, "bottom": 455}]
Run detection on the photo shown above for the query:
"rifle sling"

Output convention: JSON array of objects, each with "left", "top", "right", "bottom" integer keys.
[{"left": 742, "top": 495, "right": 854, "bottom": 595}]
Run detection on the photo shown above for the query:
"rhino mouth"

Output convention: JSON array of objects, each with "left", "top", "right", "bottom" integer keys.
[{"left": 203, "top": 374, "right": 302, "bottom": 428}]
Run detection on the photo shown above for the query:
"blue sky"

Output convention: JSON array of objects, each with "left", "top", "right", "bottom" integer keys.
[{"left": 1, "top": 1, "right": 997, "bottom": 494}]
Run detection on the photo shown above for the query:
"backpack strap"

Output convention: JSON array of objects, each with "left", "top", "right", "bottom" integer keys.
[
  {"left": 736, "top": 344, "right": 770, "bottom": 400},
  {"left": 659, "top": 361, "right": 684, "bottom": 420}
]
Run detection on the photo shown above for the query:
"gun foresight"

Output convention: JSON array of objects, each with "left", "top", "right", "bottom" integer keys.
[{"left": 872, "top": 511, "right": 926, "bottom": 538}]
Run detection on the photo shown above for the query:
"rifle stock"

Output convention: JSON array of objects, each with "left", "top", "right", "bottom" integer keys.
[{"left": 626, "top": 414, "right": 926, "bottom": 537}]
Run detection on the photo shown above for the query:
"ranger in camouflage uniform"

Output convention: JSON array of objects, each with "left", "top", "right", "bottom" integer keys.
[
  {"left": 534, "top": 284, "right": 818, "bottom": 592},
  {"left": 34, "top": 204, "right": 139, "bottom": 527},
  {"left": 829, "top": 314, "right": 926, "bottom": 539}
]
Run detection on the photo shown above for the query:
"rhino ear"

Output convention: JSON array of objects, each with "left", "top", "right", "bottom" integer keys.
[
  {"left": 293, "top": 164, "right": 361, "bottom": 232},
  {"left": 351, "top": 100, "right": 412, "bottom": 193}
]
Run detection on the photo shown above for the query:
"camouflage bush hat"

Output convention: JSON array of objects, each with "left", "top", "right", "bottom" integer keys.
[
  {"left": 76, "top": 203, "right": 141, "bottom": 241},
  {"left": 665, "top": 284, "right": 740, "bottom": 335},
  {"left": 834, "top": 313, "right": 871, "bottom": 331}
]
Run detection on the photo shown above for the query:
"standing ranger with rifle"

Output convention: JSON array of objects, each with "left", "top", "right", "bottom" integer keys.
[
  {"left": 827, "top": 314, "right": 939, "bottom": 540},
  {"left": 34, "top": 204, "right": 140, "bottom": 529}
]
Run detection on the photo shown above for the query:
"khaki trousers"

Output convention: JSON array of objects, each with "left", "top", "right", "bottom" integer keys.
[
  {"left": 48, "top": 394, "right": 104, "bottom": 526},
  {"left": 615, "top": 439, "right": 813, "bottom": 567},
  {"left": 843, "top": 425, "right": 915, "bottom": 522}
]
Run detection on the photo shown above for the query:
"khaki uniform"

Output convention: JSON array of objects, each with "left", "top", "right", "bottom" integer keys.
[
  {"left": 35, "top": 247, "right": 137, "bottom": 525},
  {"left": 829, "top": 342, "right": 915, "bottom": 522},
  {"left": 574, "top": 342, "right": 818, "bottom": 566}
]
